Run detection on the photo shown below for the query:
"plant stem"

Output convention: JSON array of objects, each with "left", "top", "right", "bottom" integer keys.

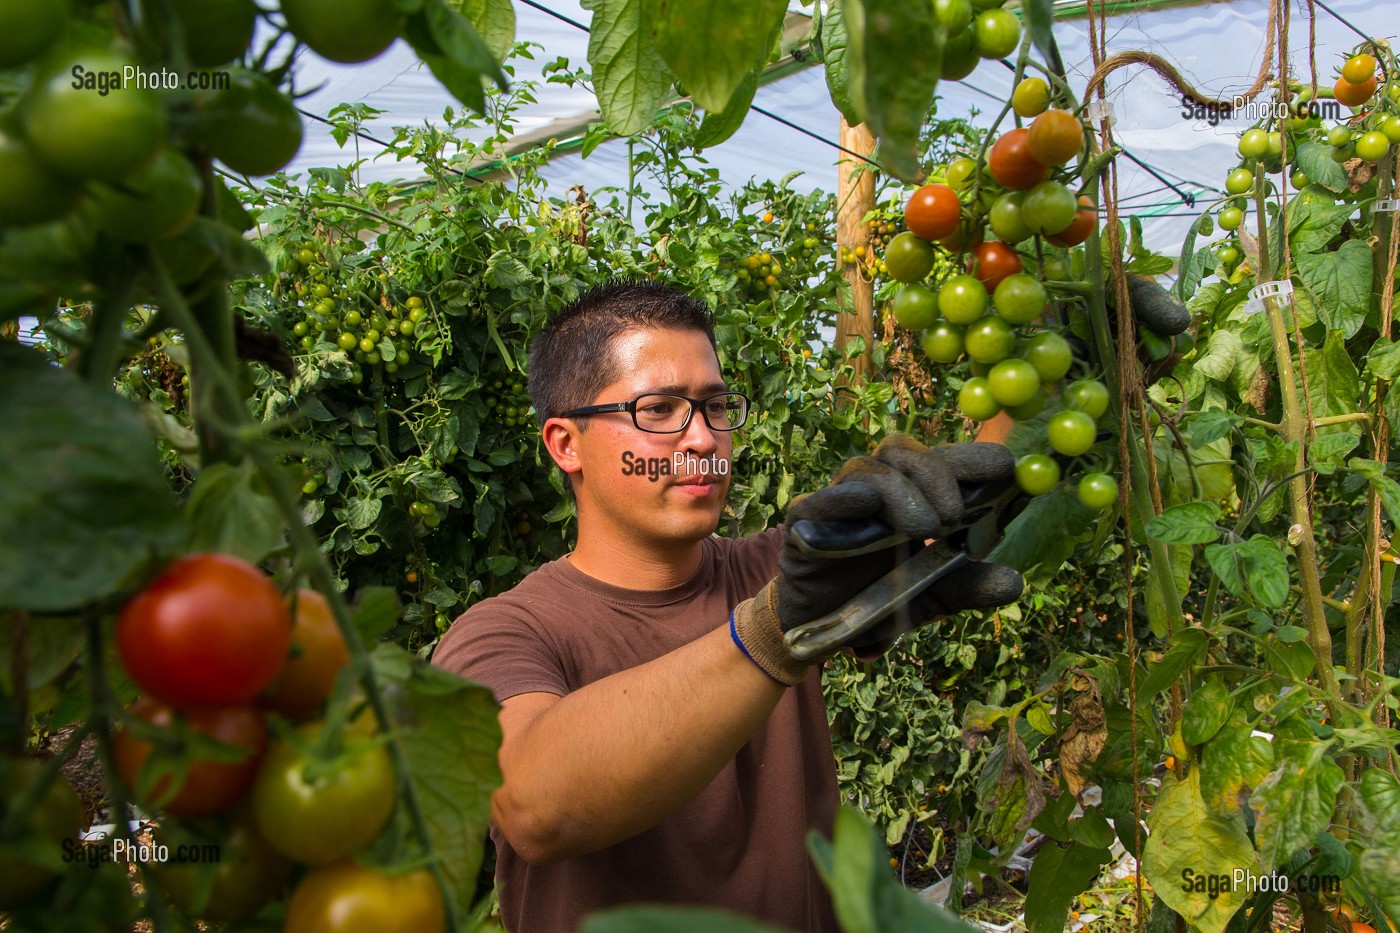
[{"left": 1253, "top": 175, "right": 1339, "bottom": 705}]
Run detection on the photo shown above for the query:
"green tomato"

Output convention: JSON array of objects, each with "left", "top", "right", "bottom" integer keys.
[
  {"left": 921, "top": 322, "right": 965, "bottom": 363},
  {"left": 0, "top": 128, "right": 82, "bottom": 227},
  {"left": 1237, "top": 128, "right": 1269, "bottom": 159},
  {"left": 91, "top": 150, "right": 203, "bottom": 242},
  {"left": 933, "top": 0, "right": 972, "bottom": 35},
  {"left": 987, "top": 358, "right": 1041, "bottom": 406},
  {"left": 938, "top": 274, "right": 990, "bottom": 325},
  {"left": 1224, "top": 167, "right": 1255, "bottom": 195},
  {"left": 1020, "top": 180, "right": 1077, "bottom": 235},
  {"left": 1077, "top": 472, "right": 1119, "bottom": 509},
  {"left": 1383, "top": 115, "right": 1400, "bottom": 145},
  {"left": 337, "top": 332, "right": 357, "bottom": 351},
  {"left": 958, "top": 377, "right": 1002, "bottom": 421},
  {"left": 1006, "top": 387, "right": 1047, "bottom": 420},
  {"left": 1354, "top": 131, "right": 1390, "bottom": 163},
  {"left": 940, "top": 29, "right": 980, "bottom": 81},
  {"left": 945, "top": 157, "right": 979, "bottom": 192},
  {"left": 1218, "top": 206, "right": 1244, "bottom": 231},
  {"left": 992, "top": 273, "right": 1046, "bottom": 325},
  {"left": 972, "top": 9, "right": 1020, "bottom": 59},
  {"left": 1062, "top": 379, "right": 1109, "bottom": 419},
  {"left": 884, "top": 232, "right": 937, "bottom": 284},
  {"left": 1046, "top": 409, "right": 1097, "bottom": 456},
  {"left": 989, "top": 192, "right": 1033, "bottom": 244},
  {"left": 1290, "top": 169, "right": 1309, "bottom": 189},
  {"left": 1015, "top": 454, "right": 1061, "bottom": 495},
  {"left": 964, "top": 315, "right": 1016, "bottom": 364},
  {"left": 1021, "top": 331, "right": 1073, "bottom": 382},
  {"left": 1327, "top": 125, "right": 1353, "bottom": 147}
]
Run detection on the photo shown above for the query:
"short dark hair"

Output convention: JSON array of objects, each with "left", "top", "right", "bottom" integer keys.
[{"left": 527, "top": 280, "right": 718, "bottom": 428}]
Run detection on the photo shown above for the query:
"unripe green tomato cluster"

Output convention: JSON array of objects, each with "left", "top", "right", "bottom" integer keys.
[{"left": 484, "top": 376, "right": 533, "bottom": 429}]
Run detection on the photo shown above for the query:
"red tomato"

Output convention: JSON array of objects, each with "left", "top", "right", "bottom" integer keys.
[
  {"left": 988, "top": 128, "right": 1050, "bottom": 190},
  {"left": 259, "top": 590, "right": 351, "bottom": 722},
  {"left": 114, "top": 698, "right": 267, "bottom": 818},
  {"left": 968, "top": 241, "right": 1023, "bottom": 290},
  {"left": 117, "top": 554, "right": 291, "bottom": 708},
  {"left": 1048, "top": 196, "right": 1098, "bottom": 247},
  {"left": 904, "top": 183, "right": 961, "bottom": 241}
]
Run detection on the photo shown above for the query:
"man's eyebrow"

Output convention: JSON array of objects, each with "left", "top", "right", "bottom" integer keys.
[{"left": 642, "top": 382, "right": 730, "bottom": 396}]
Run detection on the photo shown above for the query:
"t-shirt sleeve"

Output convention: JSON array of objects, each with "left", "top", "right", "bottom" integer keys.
[{"left": 431, "top": 602, "right": 569, "bottom": 703}]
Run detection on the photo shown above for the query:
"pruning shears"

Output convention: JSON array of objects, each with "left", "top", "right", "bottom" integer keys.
[{"left": 781, "top": 478, "right": 1028, "bottom": 661}]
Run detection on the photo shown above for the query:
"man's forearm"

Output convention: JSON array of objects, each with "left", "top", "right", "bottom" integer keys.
[{"left": 492, "top": 622, "right": 789, "bottom": 863}]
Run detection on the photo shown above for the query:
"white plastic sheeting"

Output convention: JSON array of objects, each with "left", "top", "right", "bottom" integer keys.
[{"left": 276, "top": 0, "right": 1395, "bottom": 258}]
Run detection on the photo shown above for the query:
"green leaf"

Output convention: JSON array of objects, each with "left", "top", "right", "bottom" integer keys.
[
  {"left": 987, "top": 485, "right": 1097, "bottom": 578},
  {"left": 647, "top": 0, "right": 786, "bottom": 115},
  {"left": 450, "top": 0, "right": 515, "bottom": 63},
  {"left": 582, "top": 0, "right": 674, "bottom": 136},
  {"left": 1299, "top": 330, "right": 1355, "bottom": 428},
  {"left": 1141, "top": 769, "right": 1258, "bottom": 933},
  {"left": 1067, "top": 808, "right": 1117, "bottom": 850},
  {"left": 1349, "top": 458, "right": 1400, "bottom": 528},
  {"left": 695, "top": 68, "right": 758, "bottom": 149},
  {"left": 820, "top": 0, "right": 862, "bottom": 125},
  {"left": 1137, "top": 628, "right": 1209, "bottom": 704},
  {"left": 808, "top": 805, "right": 980, "bottom": 933},
  {"left": 1365, "top": 336, "right": 1400, "bottom": 380},
  {"left": 403, "top": 0, "right": 509, "bottom": 114},
  {"left": 1181, "top": 680, "right": 1233, "bottom": 745},
  {"left": 1295, "top": 240, "right": 1371, "bottom": 338},
  {"left": 1189, "top": 410, "right": 1242, "bottom": 447},
  {"left": 1291, "top": 145, "right": 1348, "bottom": 193},
  {"left": 1288, "top": 200, "right": 1356, "bottom": 255},
  {"left": 1145, "top": 501, "right": 1222, "bottom": 545},
  {"left": 375, "top": 644, "right": 502, "bottom": 920},
  {"left": 185, "top": 461, "right": 286, "bottom": 564},
  {"left": 1193, "top": 328, "right": 1243, "bottom": 381},
  {"left": 351, "top": 586, "right": 400, "bottom": 640},
  {"left": 1251, "top": 740, "right": 1345, "bottom": 872},
  {"left": 1199, "top": 710, "right": 1273, "bottom": 814},
  {"left": 1204, "top": 535, "right": 1290, "bottom": 608},
  {"left": 1024, "top": 841, "right": 1111, "bottom": 933},
  {"left": 581, "top": 907, "right": 791, "bottom": 933},
  {"left": 1308, "top": 432, "right": 1359, "bottom": 475},
  {"left": 851, "top": 0, "right": 942, "bottom": 182},
  {"left": 0, "top": 346, "right": 183, "bottom": 612}
]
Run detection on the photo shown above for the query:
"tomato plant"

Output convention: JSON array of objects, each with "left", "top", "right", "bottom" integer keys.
[{"left": 117, "top": 553, "right": 291, "bottom": 709}]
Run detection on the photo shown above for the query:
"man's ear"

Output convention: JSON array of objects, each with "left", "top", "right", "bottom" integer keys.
[{"left": 541, "top": 417, "right": 584, "bottom": 487}]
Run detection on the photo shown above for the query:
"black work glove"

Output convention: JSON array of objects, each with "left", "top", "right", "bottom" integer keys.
[{"left": 731, "top": 435, "right": 1024, "bottom": 684}]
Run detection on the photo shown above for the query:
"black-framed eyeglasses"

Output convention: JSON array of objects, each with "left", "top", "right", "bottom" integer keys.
[{"left": 559, "top": 391, "right": 751, "bottom": 434}]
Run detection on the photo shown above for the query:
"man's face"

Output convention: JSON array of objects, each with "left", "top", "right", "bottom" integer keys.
[{"left": 568, "top": 326, "right": 734, "bottom": 545}]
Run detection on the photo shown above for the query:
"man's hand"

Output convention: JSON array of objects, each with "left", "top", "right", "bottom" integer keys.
[{"left": 731, "top": 435, "right": 1025, "bottom": 684}]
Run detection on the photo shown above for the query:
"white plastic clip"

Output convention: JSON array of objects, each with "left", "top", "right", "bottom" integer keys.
[
  {"left": 1085, "top": 100, "right": 1115, "bottom": 127},
  {"left": 1376, "top": 198, "right": 1400, "bottom": 213},
  {"left": 1243, "top": 279, "right": 1294, "bottom": 316}
]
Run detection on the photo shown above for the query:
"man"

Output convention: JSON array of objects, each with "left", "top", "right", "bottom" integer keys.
[{"left": 432, "top": 281, "right": 1022, "bottom": 931}]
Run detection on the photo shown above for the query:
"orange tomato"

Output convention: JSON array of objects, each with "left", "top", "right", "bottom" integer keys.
[
  {"left": 968, "top": 241, "right": 1023, "bottom": 290},
  {"left": 1334, "top": 74, "right": 1377, "bottom": 107},
  {"left": 904, "top": 183, "right": 962, "bottom": 241},
  {"left": 988, "top": 127, "right": 1050, "bottom": 190},
  {"left": 1027, "top": 109, "right": 1084, "bottom": 165}
]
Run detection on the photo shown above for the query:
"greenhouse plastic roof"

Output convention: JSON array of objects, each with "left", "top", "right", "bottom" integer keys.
[{"left": 274, "top": 0, "right": 1394, "bottom": 258}]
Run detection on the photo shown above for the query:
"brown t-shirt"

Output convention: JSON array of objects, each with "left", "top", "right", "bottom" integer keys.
[{"left": 431, "top": 527, "right": 840, "bottom": 933}]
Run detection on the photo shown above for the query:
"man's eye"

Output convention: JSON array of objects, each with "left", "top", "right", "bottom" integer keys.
[{"left": 642, "top": 402, "right": 675, "bottom": 415}]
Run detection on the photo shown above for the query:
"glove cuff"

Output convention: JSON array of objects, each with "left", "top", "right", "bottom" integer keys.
[{"left": 730, "top": 581, "right": 812, "bottom": 687}]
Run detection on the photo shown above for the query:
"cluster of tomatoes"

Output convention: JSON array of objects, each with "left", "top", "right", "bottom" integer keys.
[
  {"left": 934, "top": 0, "right": 1024, "bottom": 80},
  {"left": 484, "top": 375, "right": 534, "bottom": 430},
  {"left": 108, "top": 553, "right": 443, "bottom": 930},
  {"left": 0, "top": 0, "right": 300, "bottom": 254},
  {"left": 881, "top": 82, "right": 1121, "bottom": 510},
  {"left": 1213, "top": 50, "right": 1399, "bottom": 278},
  {"left": 284, "top": 246, "right": 434, "bottom": 384}
]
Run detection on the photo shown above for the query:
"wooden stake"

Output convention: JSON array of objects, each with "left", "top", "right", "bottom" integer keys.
[{"left": 836, "top": 118, "right": 876, "bottom": 391}]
